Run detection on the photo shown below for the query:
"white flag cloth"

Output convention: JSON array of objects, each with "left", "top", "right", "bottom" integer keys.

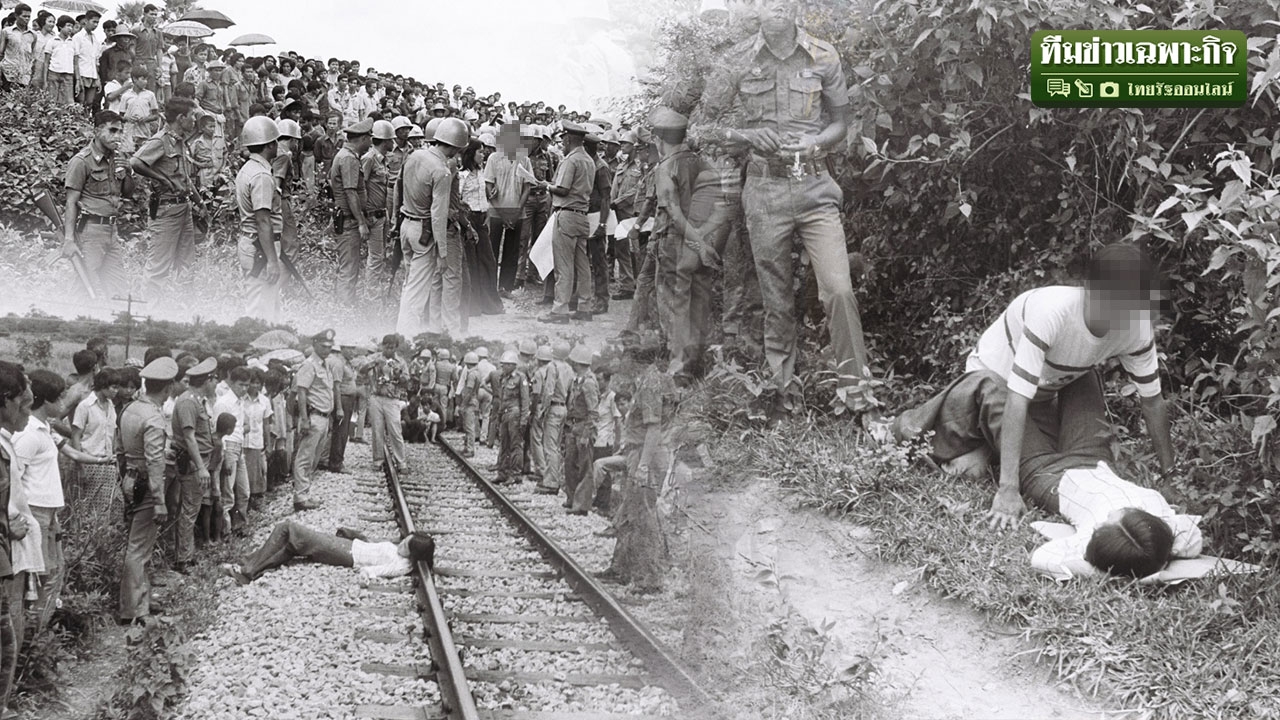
[
  {"left": 530, "top": 211, "right": 557, "bottom": 279},
  {"left": 613, "top": 216, "right": 655, "bottom": 238}
]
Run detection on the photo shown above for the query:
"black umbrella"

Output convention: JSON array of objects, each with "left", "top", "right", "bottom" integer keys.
[{"left": 180, "top": 9, "right": 235, "bottom": 30}]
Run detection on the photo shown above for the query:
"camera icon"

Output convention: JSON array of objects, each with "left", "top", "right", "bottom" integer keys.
[{"left": 1099, "top": 81, "right": 1120, "bottom": 98}]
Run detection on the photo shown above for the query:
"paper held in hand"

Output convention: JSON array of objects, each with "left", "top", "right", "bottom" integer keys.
[
  {"left": 530, "top": 211, "right": 557, "bottom": 279},
  {"left": 613, "top": 216, "right": 655, "bottom": 238}
]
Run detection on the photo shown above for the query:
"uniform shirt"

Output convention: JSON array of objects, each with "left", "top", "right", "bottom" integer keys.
[
  {"left": 612, "top": 157, "right": 649, "bottom": 214},
  {"left": 73, "top": 393, "right": 117, "bottom": 456},
  {"left": 593, "top": 390, "right": 621, "bottom": 449},
  {"left": 328, "top": 353, "right": 357, "bottom": 397},
  {"left": 1031, "top": 462, "right": 1203, "bottom": 581},
  {"left": 544, "top": 360, "right": 574, "bottom": 405},
  {"left": 235, "top": 154, "right": 283, "bottom": 238},
  {"left": 172, "top": 390, "right": 215, "bottom": 459},
  {"left": 474, "top": 360, "right": 496, "bottom": 391},
  {"left": 551, "top": 146, "right": 595, "bottom": 212},
  {"left": 213, "top": 392, "right": 246, "bottom": 444},
  {"left": 296, "top": 354, "right": 336, "bottom": 415},
  {"left": 361, "top": 147, "right": 390, "bottom": 214},
  {"left": 12, "top": 415, "right": 66, "bottom": 508},
  {"left": 967, "top": 286, "right": 1161, "bottom": 403},
  {"left": 65, "top": 143, "right": 124, "bottom": 217},
  {"left": 653, "top": 145, "right": 723, "bottom": 241},
  {"left": 45, "top": 36, "right": 75, "bottom": 74},
  {"left": 702, "top": 26, "right": 850, "bottom": 145},
  {"left": 119, "top": 394, "right": 168, "bottom": 495},
  {"left": 588, "top": 156, "right": 612, "bottom": 215},
  {"left": 482, "top": 151, "right": 532, "bottom": 219},
  {"left": 497, "top": 369, "right": 530, "bottom": 418},
  {"left": 400, "top": 147, "right": 454, "bottom": 247},
  {"left": 330, "top": 145, "right": 367, "bottom": 215},
  {"left": 623, "top": 366, "right": 677, "bottom": 460},
  {"left": 71, "top": 28, "right": 100, "bottom": 80},
  {"left": 133, "top": 129, "right": 192, "bottom": 196},
  {"left": 457, "top": 366, "right": 482, "bottom": 406},
  {"left": 366, "top": 355, "right": 409, "bottom": 401},
  {"left": 350, "top": 539, "right": 412, "bottom": 579},
  {"left": 433, "top": 360, "right": 457, "bottom": 393},
  {"left": 566, "top": 372, "right": 600, "bottom": 427},
  {"left": 387, "top": 143, "right": 409, "bottom": 182}
]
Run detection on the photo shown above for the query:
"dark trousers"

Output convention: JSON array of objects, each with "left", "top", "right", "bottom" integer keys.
[
  {"left": 489, "top": 217, "right": 523, "bottom": 291},
  {"left": 471, "top": 212, "right": 504, "bottom": 313},
  {"left": 589, "top": 231, "right": 609, "bottom": 302},
  {"left": 0, "top": 588, "right": 14, "bottom": 712},
  {"left": 497, "top": 411, "right": 526, "bottom": 482},
  {"left": 325, "top": 393, "right": 358, "bottom": 470},
  {"left": 562, "top": 421, "right": 595, "bottom": 505},
  {"left": 241, "top": 520, "right": 355, "bottom": 581},
  {"left": 626, "top": 239, "right": 657, "bottom": 332},
  {"left": 899, "top": 370, "right": 1112, "bottom": 514}
]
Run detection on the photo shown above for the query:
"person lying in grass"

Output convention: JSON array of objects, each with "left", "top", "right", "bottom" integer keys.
[
  {"left": 889, "top": 365, "right": 1202, "bottom": 581},
  {"left": 888, "top": 243, "right": 1178, "bottom": 533},
  {"left": 219, "top": 520, "right": 434, "bottom": 585}
]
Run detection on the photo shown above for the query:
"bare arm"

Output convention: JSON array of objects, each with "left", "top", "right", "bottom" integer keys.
[
  {"left": 990, "top": 391, "right": 1030, "bottom": 531},
  {"left": 1140, "top": 394, "right": 1176, "bottom": 474}
]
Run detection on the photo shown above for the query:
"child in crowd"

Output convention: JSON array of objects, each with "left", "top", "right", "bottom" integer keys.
[
  {"left": 121, "top": 65, "right": 160, "bottom": 154},
  {"left": 190, "top": 113, "right": 218, "bottom": 189},
  {"left": 102, "top": 64, "right": 130, "bottom": 115},
  {"left": 198, "top": 412, "right": 236, "bottom": 544}
]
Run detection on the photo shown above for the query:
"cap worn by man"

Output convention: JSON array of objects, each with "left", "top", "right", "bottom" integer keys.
[
  {"left": 206, "top": 59, "right": 226, "bottom": 70},
  {"left": 345, "top": 118, "right": 374, "bottom": 136},
  {"left": 241, "top": 115, "right": 281, "bottom": 146},
  {"left": 187, "top": 357, "right": 218, "bottom": 378},
  {"left": 560, "top": 121, "right": 588, "bottom": 136},
  {"left": 313, "top": 329, "right": 336, "bottom": 345},
  {"left": 649, "top": 106, "right": 688, "bottom": 131},
  {"left": 519, "top": 124, "right": 540, "bottom": 139},
  {"left": 141, "top": 357, "right": 179, "bottom": 381},
  {"left": 277, "top": 118, "right": 303, "bottom": 139}
]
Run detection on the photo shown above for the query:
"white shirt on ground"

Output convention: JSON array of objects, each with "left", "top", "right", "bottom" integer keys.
[{"left": 351, "top": 539, "right": 412, "bottom": 579}]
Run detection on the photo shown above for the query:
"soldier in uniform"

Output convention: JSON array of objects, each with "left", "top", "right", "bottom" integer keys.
[
  {"left": 584, "top": 127, "right": 613, "bottom": 314},
  {"left": 473, "top": 346, "right": 495, "bottom": 443},
  {"left": 493, "top": 351, "right": 530, "bottom": 485},
  {"left": 118, "top": 357, "right": 176, "bottom": 624},
  {"left": 456, "top": 352, "right": 482, "bottom": 457},
  {"left": 537, "top": 122, "right": 596, "bottom": 324},
  {"left": 394, "top": 118, "right": 468, "bottom": 337},
  {"left": 700, "top": 0, "right": 870, "bottom": 400},
  {"left": 560, "top": 345, "right": 600, "bottom": 510},
  {"left": 363, "top": 119, "right": 396, "bottom": 285},
  {"left": 526, "top": 344, "right": 552, "bottom": 481},
  {"left": 233, "top": 116, "right": 284, "bottom": 321},
  {"left": 362, "top": 334, "right": 409, "bottom": 473},
  {"left": 131, "top": 96, "right": 198, "bottom": 297},
  {"left": 622, "top": 137, "right": 661, "bottom": 337},
  {"left": 63, "top": 110, "right": 134, "bottom": 298},
  {"left": 274, "top": 118, "right": 304, "bottom": 265},
  {"left": 331, "top": 118, "right": 373, "bottom": 305},
  {"left": 609, "top": 128, "right": 650, "bottom": 301},
  {"left": 534, "top": 342, "right": 574, "bottom": 495},
  {"left": 433, "top": 348, "right": 457, "bottom": 430},
  {"left": 517, "top": 125, "right": 556, "bottom": 290}
]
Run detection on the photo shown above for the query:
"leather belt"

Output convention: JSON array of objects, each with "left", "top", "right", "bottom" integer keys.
[
  {"left": 81, "top": 214, "right": 116, "bottom": 226},
  {"left": 156, "top": 196, "right": 189, "bottom": 207},
  {"left": 367, "top": 209, "right": 387, "bottom": 219},
  {"left": 748, "top": 157, "right": 827, "bottom": 179},
  {"left": 555, "top": 208, "right": 587, "bottom": 215}
]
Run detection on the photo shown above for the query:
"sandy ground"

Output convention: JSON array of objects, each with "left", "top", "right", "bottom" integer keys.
[{"left": 696, "top": 478, "right": 1108, "bottom": 719}]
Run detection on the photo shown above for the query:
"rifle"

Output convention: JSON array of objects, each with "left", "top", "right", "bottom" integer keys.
[
  {"left": 32, "top": 188, "right": 97, "bottom": 300},
  {"left": 249, "top": 245, "right": 314, "bottom": 300}
]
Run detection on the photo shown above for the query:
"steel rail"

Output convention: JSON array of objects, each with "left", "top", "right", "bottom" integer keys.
[
  {"left": 435, "top": 438, "right": 720, "bottom": 717},
  {"left": 382, "top": 458, "right": 481, "bottom": 720}
]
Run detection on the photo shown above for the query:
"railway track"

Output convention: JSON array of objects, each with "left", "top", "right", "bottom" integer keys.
[{"left": 372, "top": 438, "right": 717, "bottom": 720}]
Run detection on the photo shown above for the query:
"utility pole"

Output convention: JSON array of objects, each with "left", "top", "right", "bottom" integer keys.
[{"left": 112, "top": 294, "right": 147, "bottom": 361}]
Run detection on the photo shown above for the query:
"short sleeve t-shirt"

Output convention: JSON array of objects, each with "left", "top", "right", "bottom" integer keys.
[
  {"left": 967, "top": 286, "right": 1161, "bottom": 402},
  {"left": 594, "top": 390, "right": 621, "bottom": 448},
  {"left": 73, "top": 394, "right": 117, "bottom": 456}
]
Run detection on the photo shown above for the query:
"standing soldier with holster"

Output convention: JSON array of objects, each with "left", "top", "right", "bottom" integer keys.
[
  {"left": 560, "top": 345, "right": 600, "bottom": 509},
  {"left": 118, "top": 357, "right": 176, "bottom": 624},
  {"left": 234, "top": 116, "right": 284, "bottom": 321},
  {"left": 494, "top": 351, "right": 530, "bottom": 484},
  {"left": 700, "top": 0, "right": 871, "bottom": 405},
  {"left": 331, "top": 118, "right": 374, "bottom": 305},
  {"left": 63, "top": 110, "right": 134, "bottom": 299},
  {"left": 526, "top": 345, "right": 552, "bottom": 482},
  {"left": 131, "top": 96, "right": 199, "bottom": 297},
  {"left": 456, "top": 352, "right": 481, "bottom": 457}
]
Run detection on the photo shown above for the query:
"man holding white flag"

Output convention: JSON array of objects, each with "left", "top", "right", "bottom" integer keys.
[{"left": 536, "top": 121, "right": 596, "bottom": 324}]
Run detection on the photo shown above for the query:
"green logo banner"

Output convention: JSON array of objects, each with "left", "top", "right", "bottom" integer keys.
[{"left": 1031, "top": 30, "right": 1247, "bottom": 108}]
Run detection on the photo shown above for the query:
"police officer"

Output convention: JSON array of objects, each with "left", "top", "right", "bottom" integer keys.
[
  {"left": 494, "top": 351, "right": 530, "bottom": 484},
  {"left": 610, "top": 128, "right": 649, "bottom": 301},
  {"left": 63, "top": 110, "right": 134, "bottom": 298},
  {"left": 456, "top": 352, "right": 481, "bottom": 457},
  {"left": 131, "top": 96, "right": 198, "bottom": 297},
  {"left": 701, "top": 0, "right": 870, "bottom": 398},
  {"left": 275, "top": 118, "right": 304, "bottom": 260},
  {"left": 118, "top": 356, "right": 176, "bottom": 624},
  {"left": 561, "top": 345, "right": 600, "bottom": 509},
  {"left": 234, "top": 116, "right": 285, "bottom": 322},
  {"left": 364, "top": 119, "right": 396, "bottom": 284},
  {"left": 394, "top": 118, "right": 468, "bottom": 337},
  {"left": 170, "top": 356, "right": 217, "bottom": 572},
  {"left": 537, "top": 122, "right": 596, "bottom": 324},
  {"left": 433, "top": 348, "right": 457, "bottom": 429},
  {"left": 332, "top": 117, "right": 374, "bottom": 305},
  {"left": 534, "top": 342, "right": 573, "bottom": 495}
]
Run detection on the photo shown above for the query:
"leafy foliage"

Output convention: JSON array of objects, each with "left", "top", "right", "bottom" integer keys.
[{"left": 0, "top": 87, "right": 93, "bottom": 233}]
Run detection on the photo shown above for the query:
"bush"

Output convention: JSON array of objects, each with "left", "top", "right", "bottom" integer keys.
[{"left": 0, "top": 87, "right": 93, "bottom": 232}]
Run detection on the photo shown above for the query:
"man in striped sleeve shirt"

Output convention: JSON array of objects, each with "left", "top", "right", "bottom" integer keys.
[{"left": 889, "top": 244, "right": 1177, "bottom": 532}]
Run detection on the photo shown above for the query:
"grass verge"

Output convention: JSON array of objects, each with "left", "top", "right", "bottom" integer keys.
[{"left": 691, "top": 409, "right": 1280, "bottom": 720}]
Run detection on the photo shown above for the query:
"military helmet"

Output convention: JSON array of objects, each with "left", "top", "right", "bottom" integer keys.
[
  {"left": 424, "top": 117, "right": 443, "bottom": 142},
  {"left": 568, "top": 345, "right": 593, "bottom": 365},
  {"left": 552, "top": 342, "right": 571, "bottom": 360},
  {"left": 462, "top": 351, "right": 479, "bottom": 365},
  {"left": 436, "top": 348, "right": 451, "bottom": 360},
  {"left": 475, "top": 346, "right": 490, "bottom": 359},
  {"left": 518, "top": 339, "right": 537, "bottom": 356},
  {"left": 240, "top": 115, "right": 281, "bottom": 146},
  {"left": 500, "top": 351, "right": 520, "bottom": 365},
  {"left": 535, "top": 345, "right": 553, "bottom": 362},
  {"left": 276, "top": 118, "right": 303, "bottom": 140},
  {"left": 372, "top": 119, "right": 396, "bottom": 141},
  {"left": 434, "top": 117, "right": 470, "bottom": 148}
]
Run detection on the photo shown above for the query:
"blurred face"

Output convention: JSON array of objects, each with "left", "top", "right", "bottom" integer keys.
[
  {"left": 96, "top": 120, "right": 124, "bottom": 153},
  {"left": 757, "top": 0, "right": 796, "bottom": 31}
]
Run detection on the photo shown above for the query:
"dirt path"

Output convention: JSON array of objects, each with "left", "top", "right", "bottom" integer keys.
[{"left": 696, "top": 478, "right": 1107, "bottom": 719}]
